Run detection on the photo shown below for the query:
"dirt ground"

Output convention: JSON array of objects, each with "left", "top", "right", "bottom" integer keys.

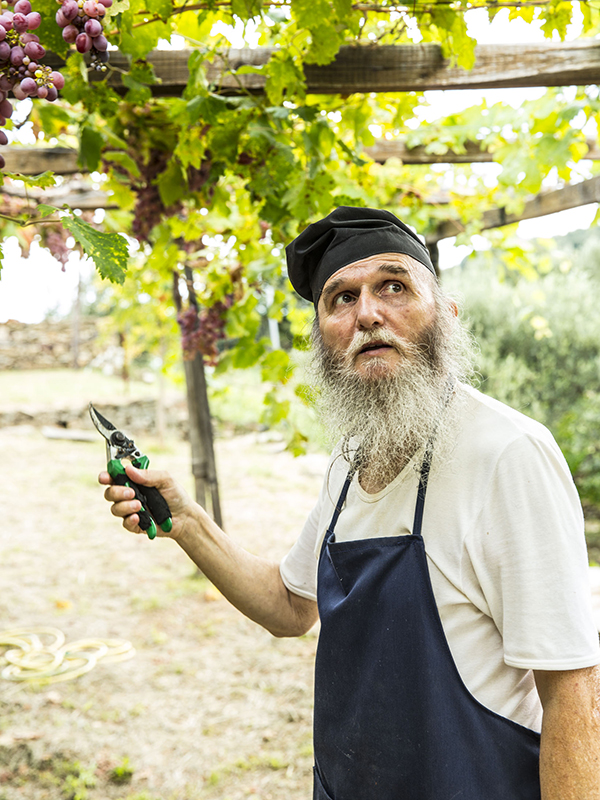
[
  {"left": 0, "top": 423, "right": 328, "bottom": 800},
  {"left": 3, "top": 399, "right": 600, "bottom": 800}
]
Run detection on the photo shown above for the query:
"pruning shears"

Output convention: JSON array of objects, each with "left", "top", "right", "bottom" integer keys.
[{"left": 89, "top": 403, "right": 172, "bottom": 540}]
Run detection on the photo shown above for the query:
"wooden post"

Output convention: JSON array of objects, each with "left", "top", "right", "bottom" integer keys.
[
  {"left": 183, "top": 353, "right": 223, "bottom": 528},
  {"left": 173, "top": 268, "right": 223, "bottom": 528}
]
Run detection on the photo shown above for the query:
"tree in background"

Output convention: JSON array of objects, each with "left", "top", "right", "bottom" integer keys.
[{"left": 446, "top": 227, "right": 600, "bottom": 520}]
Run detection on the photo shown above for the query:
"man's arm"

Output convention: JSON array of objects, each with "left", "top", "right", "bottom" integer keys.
[
  {"left": 99, "top": 464, "right": 319, "bottom": 638},
  {"left": 535, "top": 665, "right": 600, "bottom": 800}
]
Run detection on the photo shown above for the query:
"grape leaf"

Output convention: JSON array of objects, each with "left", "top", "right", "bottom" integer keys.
[
  {"left": 103, "top": 151, "right": 141, "bottom": 179},
  {"left": 146, "top": 0, "right": 172, "bottom": 21},
  {"left": 35, "top": 204, "right": 59, "bottom": 219},
  {"left": 36, "top": 0, "right": 69, "bottom": 57},
  {"left": 230, "top": 0, "right": 263, "bottom": 21},
  {"left": 157, "top": 160, "right": 186, "bottom": 207},
  {"left": 117, "top": 0, "right": 170, "bottom": 58},
  {"left": 103, "top": 0, "right": 130, "bottom": 22},
  {"left": 265, "top": 51, "right": 305, "bottom": 105},
  {"left": 261, "top": 349, "right": 294, "bottom": 384},
  {"left": 3, "top": 171, "right": 57, "bottom": 189},
  {"left": 79, "top": 125, "right": 104, "bottom": 172},
  {"left": 122, "top": 73, "right": 153, "bottom": 105},
  {"left": 260, "top": 388, "right": 290, "bottom": 425},
  {"left": 61, "top": 214, "right": 129, "bottom": 284},
  {"left": 286, "top": 428, "right": 309, "bottom": 457}
]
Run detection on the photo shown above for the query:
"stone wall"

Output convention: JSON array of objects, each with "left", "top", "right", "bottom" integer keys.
[
  {"left": 0, "top": 318, "right": 102, "bottom": 370},
  {"left": 0, "top": 319, "right": 190, "bottom": 438},
  {"left": 0, "top": 398, "right": 190, "bottom": 438}
]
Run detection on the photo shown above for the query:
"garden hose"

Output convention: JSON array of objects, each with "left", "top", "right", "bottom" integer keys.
[{"left": 0, "top": 627, "right": 135, "bottom": 684}]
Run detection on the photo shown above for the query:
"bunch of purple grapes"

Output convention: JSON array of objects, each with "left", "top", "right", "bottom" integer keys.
[
  {"left": 132, "top": 149, "right": 182, "bottom": 242},
  {"left": 0, "top": 0, "right": 65, "bottom": 167},
  {"left": 55, "top": 0, "right": 112, "bottom": 72},
  {"left": 177, "top": 296, "right": 234, "bottom": 365}
]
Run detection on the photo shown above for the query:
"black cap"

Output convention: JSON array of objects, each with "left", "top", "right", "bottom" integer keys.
[{"left": 286, "top": 206, "right": 436, "bottom": 305}]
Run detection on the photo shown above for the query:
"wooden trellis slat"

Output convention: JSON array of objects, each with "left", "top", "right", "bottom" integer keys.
[
  {"left": 44, "top": 41, "right": 600, "bottom": 98},
  {"left": 3, "top": 182, "right": 113, "bottom": 211},
  {"left": 426, "top": 175, "right": 600, "bottom": 243},
  {"left": 4, "top": 137, "right": 600, "bottom": 175},
  {"left": 3, "top": 147, "right": 82, "bottom": 175},
  {"left": 5, "top": 173, "right": 598, "bottom": 240},
  {"left": 365, "top": 138, "right": 600, "bottom": 164}
]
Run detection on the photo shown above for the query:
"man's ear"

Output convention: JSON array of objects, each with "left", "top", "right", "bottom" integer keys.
[{"left": 449, "top": 299, "right": 458, "bottom": 318}]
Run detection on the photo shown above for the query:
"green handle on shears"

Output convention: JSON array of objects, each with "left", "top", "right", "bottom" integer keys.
[{"left": 108, "top": 458, "right": 173, "bottom": 540}]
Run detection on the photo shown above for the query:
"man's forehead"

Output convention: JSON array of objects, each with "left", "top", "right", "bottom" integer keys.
[{"left": 321, "top": 253, "right": 427, "bottom": 289}]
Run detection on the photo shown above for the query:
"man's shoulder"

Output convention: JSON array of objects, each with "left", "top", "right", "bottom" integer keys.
[
  {"left": 455, "top": 383, "right": 561, "bottom": 464},
  {"left": 450, "top": 384, "right": 579, "bottom": 516},
  {"left": 459, "top": 383, "right": 553, "bottom": 440}
]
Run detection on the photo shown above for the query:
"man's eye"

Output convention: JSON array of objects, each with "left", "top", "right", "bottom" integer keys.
[
  {"left": 334, "top": 292, "right": 354, "bottom": 306},
  {"left": 386, "top": 282, "right": 404, "bottom": 294}
]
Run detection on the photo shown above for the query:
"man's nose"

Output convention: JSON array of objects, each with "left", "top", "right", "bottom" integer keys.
[{"left": 355, "top": 289, "right": 385, "bottom": 329}]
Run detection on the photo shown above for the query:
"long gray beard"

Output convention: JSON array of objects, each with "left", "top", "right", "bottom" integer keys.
[{"left": 309, "top": 297, "right": 475, "bottom": 489}]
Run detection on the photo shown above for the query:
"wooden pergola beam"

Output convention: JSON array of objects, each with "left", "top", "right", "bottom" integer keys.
[
  {"left": 44, "top": 41, "right": 600, "bottom": 97},
  {"left": 3, "top": 183, "right": 117, "bottom": 210},
  {"left": 5, "top": 137, "right": 600, "bottom": 175},
  {"left": 3, "top": 146, "right": 82, "bottom": 175},
  {"left": 7, "top": 173, "right": 598, "bottom": 241},
  {"left": 365, "top": 138, "right": 600, "bottom": 164},
  {"left": 427, "top": 175, "right": 600, "bottom": 243}
]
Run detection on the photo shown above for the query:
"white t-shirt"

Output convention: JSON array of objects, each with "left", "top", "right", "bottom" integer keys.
[{"left": 280, "top": 384, "right": 600, "bottom": 732}]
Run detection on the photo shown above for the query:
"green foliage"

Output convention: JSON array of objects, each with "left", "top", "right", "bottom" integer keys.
[
  {"left": 36, "top": 0, "right": 70, "bottom": 57},
  {"left": 108, "top": 757, "right": 135, "bottom": 785},
  {"left": 56, "top": 761, "right": 97, "bottom": 800},
  {"left": 1, "top": 170, "right": 57, "bottom": 189},
  {"left": 79, "top": 124, "right": 104, "bottom": 172},
  {"left": 446, "top": 238, "right": 600, "bottom": 509},
  {"left": 61, "top": 215, "right": 129, "bottom": 284}
]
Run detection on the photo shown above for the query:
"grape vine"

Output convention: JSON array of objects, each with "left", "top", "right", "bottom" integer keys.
[
  {"left": 177, "top": 296, "right": 233, "bottom": 366},
  {"left": 131, "top": 148, "right": 214, "bottom": 244},
  {"left": 0, "top": 0, "right": 65, "bottom": 168},
  {"left": 132, "top": 149, "right": 173, "bottom": 243}
]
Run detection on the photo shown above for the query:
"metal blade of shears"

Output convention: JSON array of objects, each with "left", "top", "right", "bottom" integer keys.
[
  {"left": 89, "top": 403, "right": 117, "bottom": 438},
  {"left": 89, "top": 403, "right": 115, "bottom": 463}
]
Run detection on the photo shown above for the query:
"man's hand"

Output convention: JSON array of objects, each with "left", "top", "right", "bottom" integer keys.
[{"left": 99, "top": 464, "right": 198, "bottom": 540}]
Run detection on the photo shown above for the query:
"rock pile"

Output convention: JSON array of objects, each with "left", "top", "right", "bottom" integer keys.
[{"left": 0, "top": 318, "right": 101, "bottom": 370}]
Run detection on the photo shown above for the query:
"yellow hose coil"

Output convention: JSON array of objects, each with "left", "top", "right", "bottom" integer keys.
[{"left": 0, "top": 628, "right": 135, "bottom": 684}]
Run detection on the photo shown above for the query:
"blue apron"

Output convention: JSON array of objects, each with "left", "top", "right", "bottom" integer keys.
[{"left": 313, "top": 456, "right": 541, "bottom": 800}]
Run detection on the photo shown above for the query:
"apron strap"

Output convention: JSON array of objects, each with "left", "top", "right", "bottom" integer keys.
[
  {"left": 412, "top": 450, "right": 432, "bottom": 539},
  {"left": 323, "top": 471, "right": 354, "bottom": 545}
]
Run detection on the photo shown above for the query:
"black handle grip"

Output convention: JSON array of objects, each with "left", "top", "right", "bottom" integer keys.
[
  {"left": 136, "top": 484, "right": 171, "bottom": 527},
  {"left": 112, "top": 474, "right": 171, "bottom": 531}
]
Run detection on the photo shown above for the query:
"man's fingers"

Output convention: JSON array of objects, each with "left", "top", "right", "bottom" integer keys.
[
  {"left": 103, "top": 484, "right": 135, "bottom": 503},
  {"left": 109, "top": 498, "right": 141, "bottom": 519},
  {"left": 123, "top": 463, "right": 171, "bottom": 489}
]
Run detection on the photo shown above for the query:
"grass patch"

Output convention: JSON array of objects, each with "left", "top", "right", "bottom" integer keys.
[
  {"left": 0, "top": 369, "right": 172, "bottom": 408},
  {"left": 206, "top": 751, "right": 288, "bottom": 788}
]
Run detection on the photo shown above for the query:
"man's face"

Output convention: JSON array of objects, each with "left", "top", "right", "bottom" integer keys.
[{"left": 316, "top": 253, "right": 439, "bottom": 379}]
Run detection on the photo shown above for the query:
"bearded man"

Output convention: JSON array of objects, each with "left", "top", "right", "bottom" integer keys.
[{"left": 100, "top": 207, "right": 600, "bottom": 800}]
